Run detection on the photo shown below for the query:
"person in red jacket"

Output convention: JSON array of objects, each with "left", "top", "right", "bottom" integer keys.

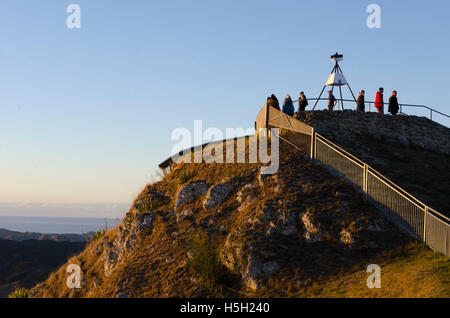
[{"left": 375, "top": 87, "right": 384, "bottom": 114}]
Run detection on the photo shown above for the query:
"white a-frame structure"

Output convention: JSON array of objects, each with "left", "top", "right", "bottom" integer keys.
[{"left": 313, "top": 53, "right": 357, "bottom": 110}]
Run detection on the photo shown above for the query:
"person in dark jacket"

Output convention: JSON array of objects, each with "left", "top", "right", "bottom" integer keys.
[
  {"left": 267, "top": 94, "right": 280, "bottom": 110},
  {"left": 388, "top": 91, "right": 399, "bottom": 115},
  {"left": 356, "top": 90, "right": 365, "bottom": 112},
  {"left": 282, "top": 95, "right": 295, "bottom": 116},
  {"left": 328, "top": 90, "right": 337, "bottom": 111},
  {"left": 298, "top": 91, "right": 308, "bottom": 112}
]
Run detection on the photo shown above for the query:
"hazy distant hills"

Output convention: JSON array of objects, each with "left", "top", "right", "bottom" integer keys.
[
  {"left": 0, "top": 239, "right": 86, "bottom": 297},
  {"left": 0, "top": 228, "right": 93, "bottom": 242}
]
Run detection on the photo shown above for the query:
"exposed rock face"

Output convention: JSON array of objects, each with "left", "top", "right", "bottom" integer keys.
[
  {"left": 221, "top": 231, "right": 281, "bottom": 291},
  {"left": 175, "top": 181, "right": 209, "bottom": 211},
  {"left": 203, "top": 182, "right": 232, "bottom": 211},
  {"left": 236, "top": 184, "right": 255, "bottom": 203},
  {"left": 176, "top": 208, "right": 194, "bottom": 222},
  {"left": 266, "top": 210, "right": 298, "bottom": 237},
  {"left": 101, "top": 213, "right": 154, "bottom": 277},
  {"left": 339, "top": 229, "right": 354, "bottom": 247},
  {"left": 300, "top": 211, "right": 322, "bottom": 243}
]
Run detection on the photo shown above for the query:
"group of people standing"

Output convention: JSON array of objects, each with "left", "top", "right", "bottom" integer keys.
[
  {"left": 266, "top": 92, "right": 308, "bottom": 116},
  {"left": 356, "top": 87, "right": 399, "bottom": 115},
  {"left": 267, "top": 87, "right": 400, "bottom": 116}
]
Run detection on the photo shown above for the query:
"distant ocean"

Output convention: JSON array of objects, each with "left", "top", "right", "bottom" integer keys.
[{"left": 0, "top": 216, "right": 121, "bottom": 234}]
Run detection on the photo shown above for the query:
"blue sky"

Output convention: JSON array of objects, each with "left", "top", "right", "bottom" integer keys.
[{"left": 0, "top": 0, "right": 449, "bottom": 217}]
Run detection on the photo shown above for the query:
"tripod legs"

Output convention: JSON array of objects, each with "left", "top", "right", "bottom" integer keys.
[
  {"left": 346, "top": 83, "right": 357, "bottom": 102},
  {"left": 339, "top": 85, "right": 344, "bottom": 110},
  {"left": 312, "top": 85, "right": 327, "bottom": 111}
]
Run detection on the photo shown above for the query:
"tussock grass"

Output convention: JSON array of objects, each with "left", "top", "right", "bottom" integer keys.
[
  {"left": 91, "top": 229, "right": 107, "bottom": 242},
  {"left": 188, "top": 232, "right": 228, "bottom": 288},
  {"left": 8, "top": 287, "right": 29, "bottom": 298},
  {"left": 178, "top": 171, "right": 194, "bottom": 185}
]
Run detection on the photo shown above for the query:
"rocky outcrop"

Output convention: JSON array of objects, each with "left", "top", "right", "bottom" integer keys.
[
  {"left": 300, "top": 211, "right": 322, "bottom": 243},
  {"left": 203, "top": 182, "right": 232, "bottom": 211},
  {"left": 266, "top": 209, "right": 298, "bottom": 237},
  {"left": 339, "top": 229, "right": 354, "bottom": 247},
  {"left": 101, "top": 213, "right": 154, "bottom": 277},
  {"left": 221, "top": 231, "right": 281, "bottom": 290},
  {"left": 175, "top": 181, "right": 209, "bottom": 211},
  {"left": 176, "top": 208, "right": 194, "bottom": 222}
]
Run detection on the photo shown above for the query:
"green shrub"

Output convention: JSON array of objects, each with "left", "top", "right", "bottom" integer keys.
[
  {"left": 91, "top": 229, "right": 107, "bottom": 242},
  {"left": 8, "top": 287, "right": 30, "bottom": 298},
  {"left": 189, "top": 232, "right": 228, "bottom": 289},
  {"left": 178, "top": 171, "right": 194, "bottom": 185},
  {"left": 138, "top": 201, "right": 159, "bottom": 213}
]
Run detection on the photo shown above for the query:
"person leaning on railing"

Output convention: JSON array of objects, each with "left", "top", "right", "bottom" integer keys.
[{"left": 356, "top": 90, "right": 365, "bottom": 112}]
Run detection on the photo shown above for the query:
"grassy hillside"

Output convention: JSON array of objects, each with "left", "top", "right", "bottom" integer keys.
[{"left": 30, "top": 139, "right": 449, "bottom": 298}]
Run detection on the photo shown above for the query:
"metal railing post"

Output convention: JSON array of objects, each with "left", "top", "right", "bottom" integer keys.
[
  {"left": 363, "top": 164, "right": 368, "bottom": 194},
  {"left": 445, "top": 226, "right": 450, "bottom": 257},
  {"left": 310, "top": 129, "right": 315, "bottom": 160},
  {"left": 314, "top": 134, "right": 318, "bottom": 159},
  {"left": 423, "top": 206, "right": 428, "bottom": 243}
]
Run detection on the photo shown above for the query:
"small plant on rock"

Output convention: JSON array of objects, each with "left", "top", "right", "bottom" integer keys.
[
  {"left": 91, "top": 229, "right": 107, "bottom": 242},
  {"left": 138, "top": 200, "right": 160, "bottom": 213},
  {"left": 188, "top": 232, "right": 228, "bottom": 290},
  {"left": 178, "top": 171, "right": 194, "bottom": 185}
]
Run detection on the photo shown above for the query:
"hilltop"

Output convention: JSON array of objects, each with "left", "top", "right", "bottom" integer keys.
[{"left": 31, "top": 133, "right": 449, "bottom": 298}]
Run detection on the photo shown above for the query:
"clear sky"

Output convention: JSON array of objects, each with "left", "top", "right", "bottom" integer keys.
[{"left": 0, "top": 0, "right": 449, "bottom": 217}]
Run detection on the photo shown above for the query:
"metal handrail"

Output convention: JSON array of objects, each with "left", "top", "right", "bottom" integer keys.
[
  {"left": 317, "top": 133, "right": 431, "bottom": 212},
  {"left": 315, "top": 133, "right": 365, "bottom": 168},
  {"left": 292, "top": 97, "right": 450, "bottom": 122}
]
